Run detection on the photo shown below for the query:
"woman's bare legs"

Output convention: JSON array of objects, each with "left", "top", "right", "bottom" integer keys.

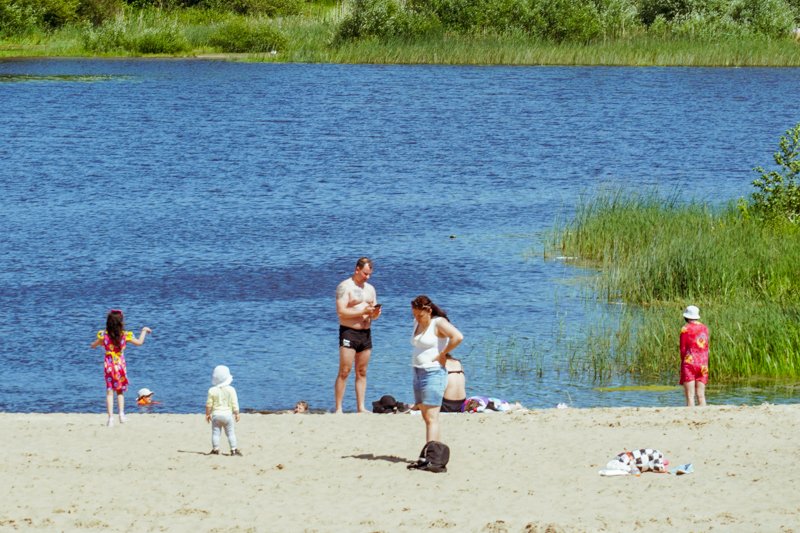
[{"left": 420, "top": 404, "right": 441, "bottom": 442}]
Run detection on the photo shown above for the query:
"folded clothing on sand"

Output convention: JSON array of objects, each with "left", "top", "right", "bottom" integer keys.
[{"left": 599, "top": 448, "right": 668, "bottom": 476}]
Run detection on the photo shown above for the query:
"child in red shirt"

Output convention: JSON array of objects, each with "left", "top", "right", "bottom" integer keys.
[{"left": 680, "top": 305, "right": 709, "bottom": 406}]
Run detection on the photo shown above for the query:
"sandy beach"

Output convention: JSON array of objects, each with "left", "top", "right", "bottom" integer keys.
[{"left": 2, "top": 405, "right": 799, "bottom": 532}]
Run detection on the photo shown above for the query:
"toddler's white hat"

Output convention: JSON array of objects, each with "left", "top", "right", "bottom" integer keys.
[
  {"left": 137, "top": 388, "right": 153, "bottom": 398},
  {"left": 682, "top": 305, "right": 701, "bottom": 320},
  {"left": 212, "top": 365, "right": 233, "bottom": 387}
]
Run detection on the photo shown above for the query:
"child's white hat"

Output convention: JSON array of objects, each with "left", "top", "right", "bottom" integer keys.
[
  {"left": 137, "top": 388, "right": 153, "bottom": 398},
  {"left": 212, "top": 365, "right": 233, "bottom": 387},
  {"left": 682, "top": 305, "right": 701, "bottom": 320}
]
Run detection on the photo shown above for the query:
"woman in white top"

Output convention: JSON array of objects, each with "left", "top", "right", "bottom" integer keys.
[{"left": 411, "top": 295, "right": 464, "bottom": 444}]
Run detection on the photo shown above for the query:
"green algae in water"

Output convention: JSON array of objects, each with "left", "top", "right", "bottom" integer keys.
[
  {"left": 0, "top": 74, "right": 129, "bottom": 83},
  {"left": 595, "top": 385, "right": 679, "bottom": 393}
]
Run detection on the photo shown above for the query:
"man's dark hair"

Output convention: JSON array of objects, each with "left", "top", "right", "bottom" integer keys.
[{"left": 355, "top": 257, "right": 373, "bottom": 269}]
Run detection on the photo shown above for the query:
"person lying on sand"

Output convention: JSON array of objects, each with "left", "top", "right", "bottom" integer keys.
[{"left": 462, "top": 396, "right": 525, "bottom": 413}]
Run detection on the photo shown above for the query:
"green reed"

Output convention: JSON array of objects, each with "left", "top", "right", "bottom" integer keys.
[
  {"left": 481, "top": 335, "right": 545, "bottom": 378},
  {"left": 554, "top": 191, "right": 800, "bottom": 304},
  {"left": 593, "top": 303, "right": 800, "bottom": 381},
  {"left": 552, "top": 190, "right": 800, "bottom": 381},
  {"left": 268, "top": 33, "right": 800, "bottom": 66}
]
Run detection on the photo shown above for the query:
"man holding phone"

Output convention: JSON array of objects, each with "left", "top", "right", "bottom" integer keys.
[{"left": 334, "top": 257, "right": 382, "bottom": 413}]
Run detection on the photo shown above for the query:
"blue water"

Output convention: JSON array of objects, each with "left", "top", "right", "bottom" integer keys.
[{"left": 2, "top": 59, "right": 799, "bottom": 413}]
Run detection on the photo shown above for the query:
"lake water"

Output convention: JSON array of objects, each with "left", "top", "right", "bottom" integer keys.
[{"left": 2, "top": 59, "right": 799, "bottom": 413}]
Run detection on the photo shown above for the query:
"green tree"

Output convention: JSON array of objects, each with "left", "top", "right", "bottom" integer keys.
[{"left": 747, "top": 123, "right": 800, "bottom": 224}]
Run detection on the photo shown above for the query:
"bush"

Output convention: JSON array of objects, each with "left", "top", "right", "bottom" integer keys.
[
  {"left": 198, "top": 0, "right": 303, "bottom": 16},
  {"left": 78, "top": 0, "right": 124, "bottom": 26},
  {"left": 595, "top": 0, "right": 643, "bottom": 39},
  {"left": 123, "top": 0, "right": 195, "bottom": 7},
  {"left": 536, "top": 0, "right": 603, "bottom": 42},
  {"left": 0, "top": 0, "right": 40, "bottom": 36},
  {"left": 638, "top": 0, "right": 699, "bottom": 25},
  {"left": 130, "top": 20, "right": 189, "bottom": 51},
  {"left": 335, "top": 0, "right": 440, "bottom": 42},
  {"left": 745, "top": 123, "right": 800, "bottom": 224},
  {"left": 670, "top": 10, "right": 743, "bottom": 38},
  {"left": 730, "top": 0, "right": 795, "bottom": 37},
  {"left": 335, "top": 0, "right": 401, "bottom": 40},
  {"left": 336, "top": 0, "right": 793, "bottom": 42},
  {"left": 412, "top": 0, "right": 540, "bottom": 35},
  {"left": 208, "top": 19, "right": 288, "bottom": 51},
  {"left": 39, "top": 0, "right": 81, "bottom": 28},
  {"left": 0, "top": 0, "right": 123, "bottom": 34},
  {"left": 83, "top": 15, "right": 128, "bottom": 49},
  {"left": 0, "top": 0, "right": 80, "bottom": 32},
  {"left": 338, "top": 0, "right": 606, "bottom": 41}
]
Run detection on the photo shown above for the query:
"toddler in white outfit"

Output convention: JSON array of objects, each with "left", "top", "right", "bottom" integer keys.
[{"left": 205, "top": 365, "right": 242, "bottom": 456}]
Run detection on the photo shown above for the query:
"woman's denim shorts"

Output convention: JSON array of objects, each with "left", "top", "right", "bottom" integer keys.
[{"left": 413, "top": 366, "right": 447, "bottom": 406}]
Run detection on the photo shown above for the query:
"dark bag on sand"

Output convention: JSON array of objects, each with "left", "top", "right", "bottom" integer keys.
[{"left": 407, "top": 441, "right": 450, "bottom": 473}]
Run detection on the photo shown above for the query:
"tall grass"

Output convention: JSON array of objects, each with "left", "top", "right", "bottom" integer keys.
[
  {"left": 5, "top": 25, "right": 800, "bottom": 63},
  {"left": 2, "top": 0, "right": 800, "bottom": 64},
  {"left": 552, "top": 190, "right": 800, "bottom": 381},
  {"left": 601, "top": 304, "right": 800, "bottom": 381},
  {"left": 274, "top": 32, "right": 800, "bottom": 66},
  {"left": 554, "top": 191, "right": 800, "bottom": 303},
  {"left": 83, "top": 10, "right": 190, "bottom": 54}
]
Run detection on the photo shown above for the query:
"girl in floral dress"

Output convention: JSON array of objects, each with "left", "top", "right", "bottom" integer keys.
[{"left": 90, "top": 309, "right": 152, "bottom": 426}]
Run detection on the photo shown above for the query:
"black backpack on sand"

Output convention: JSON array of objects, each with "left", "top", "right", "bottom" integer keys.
[{"left": 407, "top": 441, "right": 450, "bottom": 473}]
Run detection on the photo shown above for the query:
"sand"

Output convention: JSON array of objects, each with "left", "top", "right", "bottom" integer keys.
[{"left": 2, "top": 405, "right": 799, "bottom": 532}]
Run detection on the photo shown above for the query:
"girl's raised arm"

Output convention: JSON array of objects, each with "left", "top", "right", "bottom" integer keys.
[{"left": 128, "top": 327, "right": 152, "bottom": 346}]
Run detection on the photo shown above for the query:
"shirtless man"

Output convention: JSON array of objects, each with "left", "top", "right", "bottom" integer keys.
[{"left": 335, "top": 257, "right": 381, "bottom": 413}]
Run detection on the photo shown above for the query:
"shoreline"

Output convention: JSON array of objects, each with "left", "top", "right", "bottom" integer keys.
[
  {"left": 3, "top": 39, "right": 800, "bottom": 67},
  {"left": 3, "top": 405, "right": 799, "bottom": 531},
  {"left": 3, "top": 55, "right": 800, "bottom": 68}
]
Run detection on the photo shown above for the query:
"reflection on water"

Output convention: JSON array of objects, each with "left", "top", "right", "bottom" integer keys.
[
  {"left": 713, "top": 382, "right": 800, "bottom": 405},
  {"left": 592, "top": 382, "right": 800, "bottom": 407}
]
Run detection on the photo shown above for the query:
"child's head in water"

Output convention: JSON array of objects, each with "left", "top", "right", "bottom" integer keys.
[
  {"left": 294, "top": 401, "right": 308, "bottom": 414},
  {"left": 137, "top": 388, "right": 155, "bottom": 405}
]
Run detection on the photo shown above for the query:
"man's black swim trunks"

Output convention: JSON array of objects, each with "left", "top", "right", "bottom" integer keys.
[{"left": 339, "top": 326, "right": 372, "bottom": 353}]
